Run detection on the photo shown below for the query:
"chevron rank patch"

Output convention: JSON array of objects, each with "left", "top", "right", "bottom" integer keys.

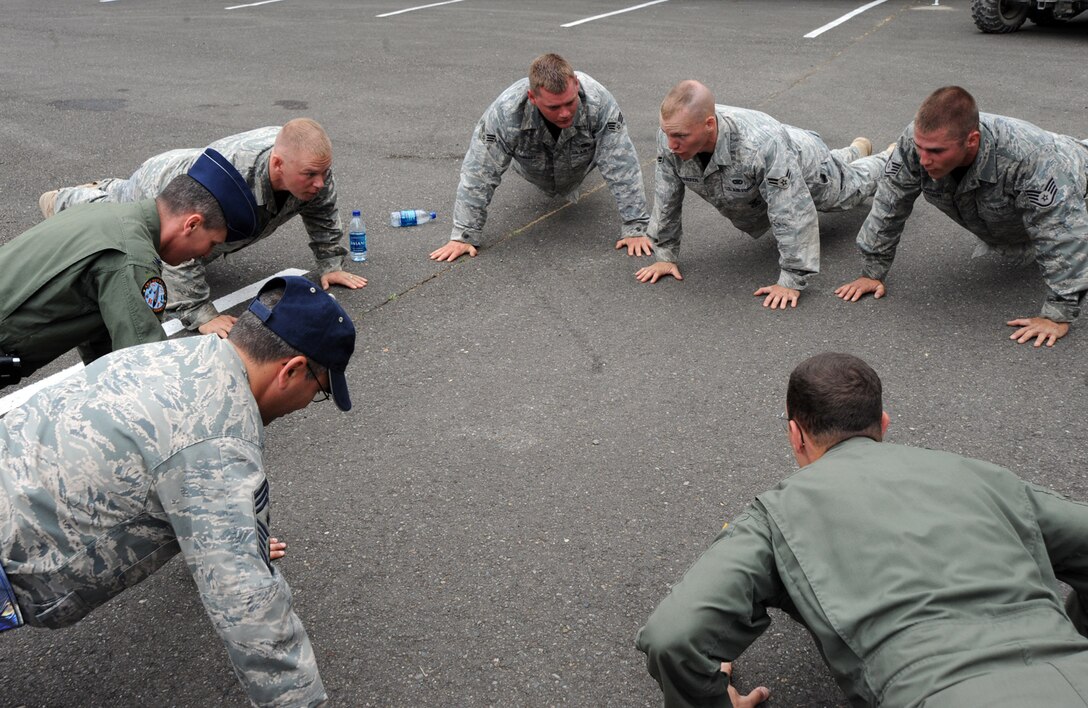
[
  {"left": 1025, "top": 177, "right": 1058, "bottom": 208},
  {"left": 885, "top": 157, "right": 903, "bottom": 177},
  {"left": 766, "top": 170, "right": 791, "bottom": 189}
]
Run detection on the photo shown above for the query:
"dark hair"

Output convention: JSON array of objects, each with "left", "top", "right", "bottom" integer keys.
[
  {"left": 229, "top": 287, "right": 325, "bottom": 378},
  {"left": 786, "top": 352, "right": 883, "bottom": 447},
  {"left": 915, "top": 86, "right": 979, "bottom": 142},
  {"left": 158, "top": 174, "right": 227, "bottom": 232}
]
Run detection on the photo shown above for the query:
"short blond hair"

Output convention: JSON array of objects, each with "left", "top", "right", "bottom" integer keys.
[
  {"left": 660, "top": 80, "right": 715, "bottom": 123},
  {"left": 529, "top": 53, "right": 576, "bottom": 94},
  {"left": 274, "top": 118, "right": 333, "bottom": 161}
]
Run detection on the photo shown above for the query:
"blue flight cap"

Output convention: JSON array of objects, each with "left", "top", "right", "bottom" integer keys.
[
  {"left": 247, "top": 276, "right": 356, "bottom": 411},
  {"left": 187, "top": 148, "right": 259, "bottom": 242}
]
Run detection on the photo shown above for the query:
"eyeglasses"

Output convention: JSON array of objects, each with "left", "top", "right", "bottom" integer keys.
[
  {"left": 306, "top": 362, "right": 330, "bottom": 403},
  {"left": 776, "top": 412, "right": 790, "bottom": 431}
]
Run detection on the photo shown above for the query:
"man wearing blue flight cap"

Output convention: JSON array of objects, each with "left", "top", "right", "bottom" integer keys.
[
  {"left": 0, "top": 275, "right": 355, "bottom": 707},
  {"left": 0, "top": 149, "right": 258, "bottom": 387}
]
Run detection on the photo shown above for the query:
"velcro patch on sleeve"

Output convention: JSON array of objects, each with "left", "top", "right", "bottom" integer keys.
[
  {"left": 142, "top": 277, "right": 168, "bottom": 313},
  {"left": 766, "top": 170, "right": 791, "bottom": 189}
]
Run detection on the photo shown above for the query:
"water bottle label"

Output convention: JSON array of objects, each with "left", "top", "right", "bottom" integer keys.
[
  {"left": 400, "top": 210, "right": 417, "bottom": 226},
  {"left": 349, "top": 231, "right": 367, "bottom": 252}
]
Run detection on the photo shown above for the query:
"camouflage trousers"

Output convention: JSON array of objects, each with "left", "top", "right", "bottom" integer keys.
[
  {"left": 816, "top": 145, "right": 889, "bottom": 212},
  {"left": 54, "top": 178, "right": 140, "bottom": 212}
]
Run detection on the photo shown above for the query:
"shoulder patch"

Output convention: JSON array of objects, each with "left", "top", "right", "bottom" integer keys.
[
  {"left": 1025, "top": 177, "right": 1058, "bottom": 208},
  {"left": 884, "top": 158, "right": 902, "bottom": 177},
  {"left": 766, "top": 170, "right": 791, "bottom": 189},
  {"left": 142, "top": 277, "right": 167, "bottom": 313},
  {"left": 606, "top": 112, "right": 624, "bottom": 132},
  {"left": 483, "top": 133, "right": 498, "bottom": 144}
]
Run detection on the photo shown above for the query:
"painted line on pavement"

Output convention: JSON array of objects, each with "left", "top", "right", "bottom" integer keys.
[
  {"left": 561, "top": 0, "right": 668, "bottom": 27},
  {"left": 226, "top": 0, "right": 287, "bottom": 9},
  {"left": 804, "top": 0, "right": 888, "bottom": 38},
  {"left": 0, "top": 268, "right": 308, "bottom": 416},
  {"left": 376, "top": 0, "right": 465, "bottom": 18}
]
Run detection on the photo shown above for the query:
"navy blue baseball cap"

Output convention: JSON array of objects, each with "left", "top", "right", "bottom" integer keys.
[
  {"left": 187, "top": 148, "right": 259, "bottom": 242},
  {"left": 247, "top": 275, "right": 356, "bottom": 411}
]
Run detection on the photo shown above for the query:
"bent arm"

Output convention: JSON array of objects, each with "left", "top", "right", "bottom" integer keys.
[
  {"left": 592, "top": 99, "right": 650, "bottom": 239},
  {"left": 299, "top": 172, "right": 347, "bottom": 276},
  {"left": 637, "top": 505, "right": 783, "bottom": 708},
  {"left": 451, "top": 107, "right": 516, "bottom": 246},
  {"left": 157, "top": 439, "right": 326, "bottom": 708}
]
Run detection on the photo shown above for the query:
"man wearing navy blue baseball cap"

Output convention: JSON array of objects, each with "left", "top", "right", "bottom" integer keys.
[
  {"left": 0, "top": 275, "right": 356, "bottom": 706},
  {"left": 240, "top": 274, "right": 356, "bottom": 413},
  {"left": 0, "top": 150, "right": 257, "bottom": 386}
]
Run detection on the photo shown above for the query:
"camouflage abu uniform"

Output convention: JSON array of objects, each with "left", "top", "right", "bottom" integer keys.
[
  {"left": 53, "top": 127, "right": 346, "bottom": 330},
  {"left": 857, "top": 113, "right": 1088, "bottom": 322},
  {"left": 651, "top": 105, "right": 888, "bottom": 290},
  {"left": 451, "top": 71, "right": 650, "bottom": 245},
  {"left": 0, "top": 335, "right": 325, "bottom": 707},
  {"left": 0, "top": 200, "right": 166, "bottom": 378}
]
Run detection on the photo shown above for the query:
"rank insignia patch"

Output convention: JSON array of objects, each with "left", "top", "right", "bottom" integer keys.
[
  {"left": 885, "top": 158, "right": 902, "bottom": 177},
  {"left": 766, "top": 170, "right": 791, "bottom": 189},
  {"left": 1026, "top": 177, "right": 1058, "bottom": 208},
  {"left": 142, "top": 277, "right": 167, "bottom": 313}
]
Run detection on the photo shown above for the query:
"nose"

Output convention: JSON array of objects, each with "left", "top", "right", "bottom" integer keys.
[{"left": 313, "top": 174, "right": 325, "bottom": 190}]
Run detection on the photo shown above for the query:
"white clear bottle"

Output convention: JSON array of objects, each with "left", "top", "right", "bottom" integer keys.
[
  {"left": 349, "top": 210, "right": 367, "bottom": 262},
  {"left": 389, "top": 210, "right": 437, "bottom": 227}
]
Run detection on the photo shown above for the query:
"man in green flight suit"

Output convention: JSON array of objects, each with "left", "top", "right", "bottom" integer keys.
[
  {"left": 0, "top": 149, "right": 258, "bottom": 387},
  {"left": 637, "top": 352, "right": 1088, "bottom": 708}
]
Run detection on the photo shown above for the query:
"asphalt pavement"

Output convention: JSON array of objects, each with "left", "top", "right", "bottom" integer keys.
[{"left": 1, "top": 1, "right": 1087, "bottom": 706}]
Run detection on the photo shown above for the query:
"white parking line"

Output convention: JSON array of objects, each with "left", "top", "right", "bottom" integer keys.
[
  {"left": 0, "top": 268, "right": 307, "bottom": 416},
  {"left": 804, "top": 0, "right": 889, "bottom": 38},
  {"left": 226, "top": 0, "right": 287, "bottom": 10},
  {"left": 376, "top": 0, "right": 465, "bottom": 18},
  {"left": 561, "top": 0, "right": 668, "bottom": 28}
]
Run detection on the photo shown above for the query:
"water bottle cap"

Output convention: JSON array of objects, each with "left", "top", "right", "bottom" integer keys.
[
  {"left": 352, "top": 210, "right": 361, "bottom": 217},
  {"left": 430, "top": 212, "right": 437, "bottom": 219}
]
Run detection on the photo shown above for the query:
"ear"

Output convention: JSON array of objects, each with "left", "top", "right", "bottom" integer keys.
[
  {"left": 269, "top": 152, "right": 284, "bottom": 173},
  {"left": 526, "top": 88, "right": 538, "bottom": 107},
  {"left": 705, "top": 114, "right": 717, "bottom": 132},
  {"left": 879, "top": 410, "right": 891, "bottom": 438},
  {"left": 183, "top": 213, "right": 204, "bottom": 233},
  {"left": 274, "top": 355, "right": 308, "bottom": 390},
  {"left": 966, "top": 129, "right": 981, "bottom": 151},
  {"left": 788, "top": 419, "right": 806, "bottom": 456}
]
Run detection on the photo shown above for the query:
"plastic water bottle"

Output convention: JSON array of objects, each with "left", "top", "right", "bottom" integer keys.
[
  {"left": 389, "top": 209, "right": 437, "bottom": 227},
  {"left": 349, "top": 210, "right": 367, "bottom": 262}
]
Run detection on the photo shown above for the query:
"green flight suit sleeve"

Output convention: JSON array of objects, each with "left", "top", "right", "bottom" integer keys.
[
  {"left": 1028, "top": 483, "right": 1088, "bottom": 635},
  {"left": 80, "top": 254, "right": 166, "bottom": 364},
  {"left": 636, "top": 504, "right": 786, "bottom": 708},
  {"left": 156, "top": 437, "right": 326, "bottom": 708}
]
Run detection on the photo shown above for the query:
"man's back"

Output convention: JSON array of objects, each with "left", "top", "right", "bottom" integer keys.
[{"left": 760, "top": 437, "right": 1088, "bottom": 706}]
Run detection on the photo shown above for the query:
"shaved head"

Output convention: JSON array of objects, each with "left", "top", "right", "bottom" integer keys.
[
  {"left": 660, "top": 80, "right": 716, "bottom": 123},
  {"left": 274, "top": 118, "right": 333, "bottom": 162}
]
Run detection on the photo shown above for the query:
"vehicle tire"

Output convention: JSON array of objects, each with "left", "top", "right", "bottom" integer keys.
[
  {"left": 1028, "top": 6, "right": 1065, "bottom": 24},
  {"left": 971, "top": 0, "right": 1029, "bottom": 32}
]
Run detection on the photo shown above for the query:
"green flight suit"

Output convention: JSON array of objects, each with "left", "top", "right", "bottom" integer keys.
[
  {"left": 0, "top": 200, "right": 166, "bottom": 379},
  {"left": 637, "top": 437, "right": 1088, "bottom": 707}
]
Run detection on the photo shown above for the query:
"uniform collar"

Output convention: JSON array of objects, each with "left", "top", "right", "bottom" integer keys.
[{"left": 251, "top": 148, "right": 277, "bottom": 210}]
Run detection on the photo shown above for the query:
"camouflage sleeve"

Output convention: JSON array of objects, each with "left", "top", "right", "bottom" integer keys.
[
  {"left": 299, "top": 172, "right": 347, "bottom": 275},
  {"left": 591, "top": 95, "right": 649, "bottom": 238},
  {"left": 648, "top": 131, "right": 685, "bottom": 263},
  {"left": 1013, "top": 146, "right": 1088, "bottom": 322},
  {"left": 756, "top": 136, "right": 820, "bottom": 291},
  {"left": 636, "top": 503, "right": 784, "bottom": 707},
  {"left": 163, "top": 258, "right": 219, "bottom": 331},
  {"left": 156, "top": 438, "right": 326, "bottom": 708},
  {"left": 856, "top": 135, "right": 923, "bottom": 282},
  {"left": 86, "top": 254, "right": 168, "bottom": 362},
  {"left": 450, "top": 106, "right": 515, "bottom": 245}
]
